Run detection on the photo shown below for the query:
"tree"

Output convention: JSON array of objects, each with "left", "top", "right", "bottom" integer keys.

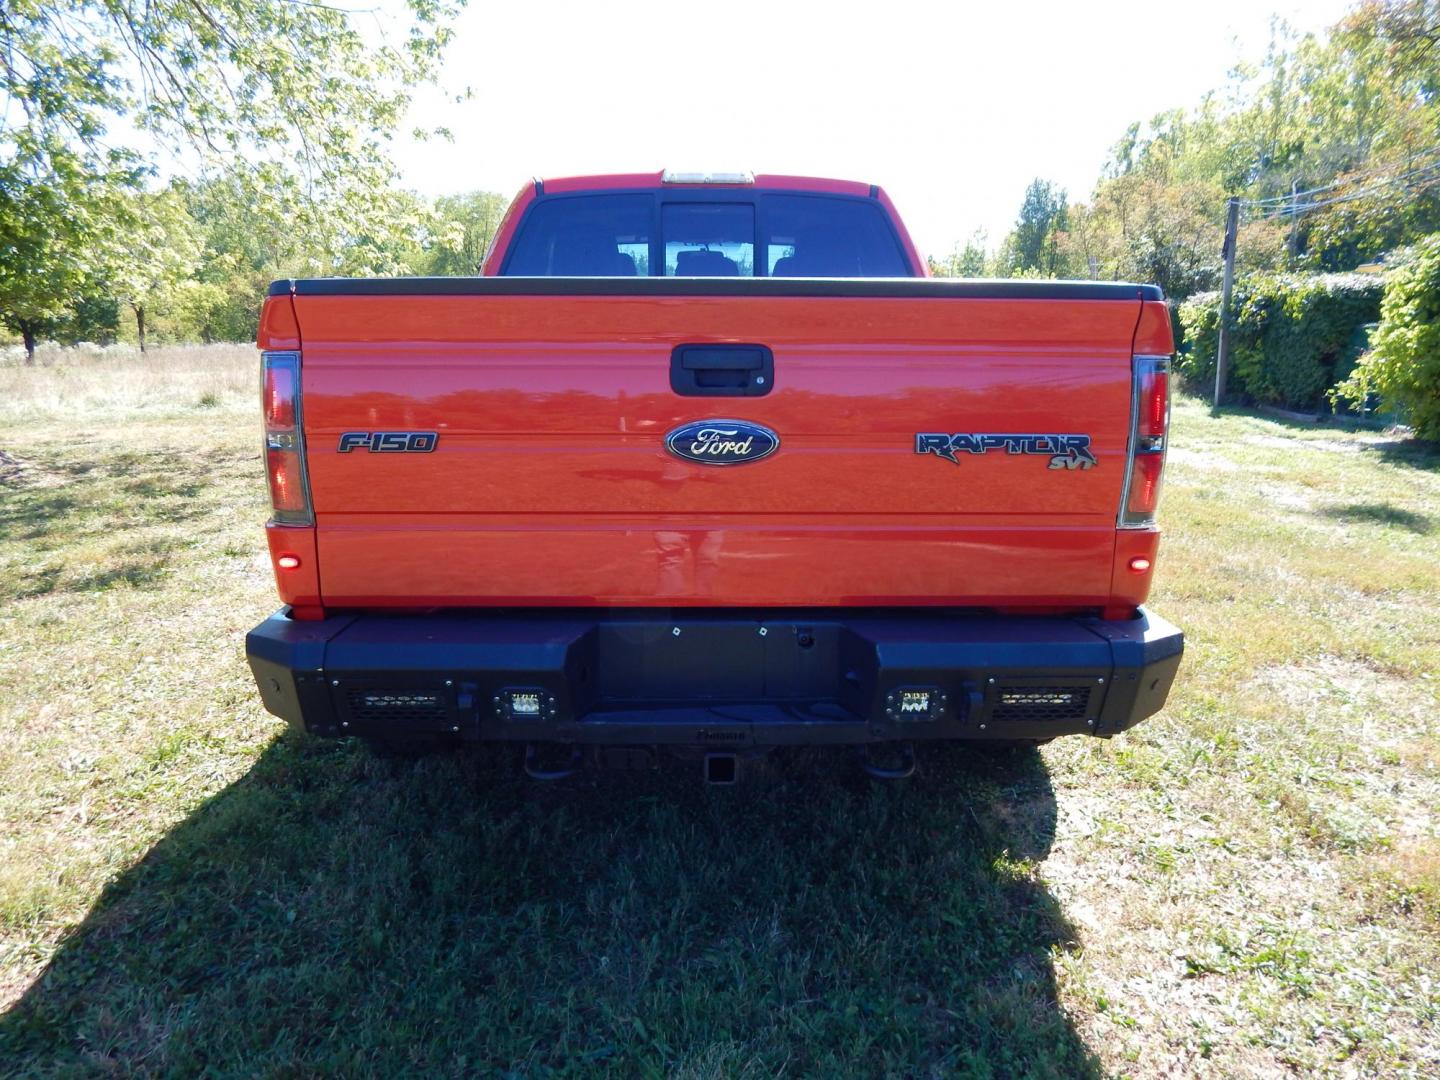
[
  {"left": 1336, "top": 233, "right": 1440, "bottom": 436},
  {"left": 1026, "top": 1, "right": 1440, "bottom": 303},
  {"left": 1, "top": 0, "right": 464, "bottom": 346},
  {"left": 929, "top": 231, "right": 990, "bottom": 278},
  {"left": 1011, "top": 179, "right": 1068, "bottom": 275},
  {"left": 0, "top": 138, "right": 130, "bottom": 361},
  {"left": 423, "top": 192, "right": 510, "bottom": 275},
  {"left": 109, "top": 186, "right": 203, "bottom": 351}
]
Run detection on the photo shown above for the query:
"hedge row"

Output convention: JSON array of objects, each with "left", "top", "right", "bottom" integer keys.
[
  {"left": 1177, "top": 273, "right": 1383, "bottom": 410},
  {"left": 1336, "top": 236, "right": 1440, "bottom": 438}
]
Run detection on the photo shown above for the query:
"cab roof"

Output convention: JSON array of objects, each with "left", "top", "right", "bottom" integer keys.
[{"left": 537, "top": 171, "right": 876, "bottom": 198}]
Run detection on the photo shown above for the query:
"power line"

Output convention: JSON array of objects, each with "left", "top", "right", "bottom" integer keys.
[
  {"left": 1246, "top": 158, "right": 1440, "bottom": 220},
  {"left": 1241, "top": 145, "right": 1440, "bottom": 207}
]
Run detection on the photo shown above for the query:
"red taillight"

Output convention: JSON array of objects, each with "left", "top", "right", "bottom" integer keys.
[
  {"left": 1120, "top": 355, "right": 1170, "bottom": 527},
  {"left": 266, "top": 446, "right": 307, "bottom": 512},
  {"left": 261, "top": 352, "right": 312, "bottom": 525},
  {"left": 1126, "top": 453, "right": 1165, "bottom": 517},
  {"left": 263, "top": 365, "right": 296, "bottom": 429},
  {"left": 1139, "top": 368, "right": 1169, "bottom": 441}
]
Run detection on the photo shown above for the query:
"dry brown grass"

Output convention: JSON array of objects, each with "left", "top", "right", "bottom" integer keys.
[{"left": 0, "top": 343, "right": 256, "bottom": 423}]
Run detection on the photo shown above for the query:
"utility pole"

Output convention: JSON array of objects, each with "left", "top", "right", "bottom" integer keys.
[
  {"left": 1287, "top": 179, "right": 1300, "bottom": 260},
  {"left": 1213, "top": 197, "right": 1240, "bottom": 416}
]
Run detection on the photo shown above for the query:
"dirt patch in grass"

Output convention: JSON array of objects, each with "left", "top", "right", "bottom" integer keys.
[
  {"left": 0, "top": 448, "right": 22, "bottom": 484},
  {"left": 1166, "top": 446, "right": 1240, "bottom": 472},
  {"left": 1364, "top": 839, "right": 1440, "bottom": 928},
  {"left": 0, "top": 448, "right": 65, "bottom": 490}
]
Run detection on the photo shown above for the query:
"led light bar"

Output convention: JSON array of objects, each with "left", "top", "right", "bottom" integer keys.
[
  {"left": 493, "top": 687, "right": 558, "bottom": 721},
  {"left": 883, "top": 686, "right": 948, "bottom": 722}
]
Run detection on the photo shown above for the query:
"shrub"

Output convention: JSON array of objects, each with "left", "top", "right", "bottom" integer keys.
[
  {"left": 1177, "top": 291, "right": 1220, "bottom": 387},
  {"left": 1176, "top": 274, "right": 1384, "bottom": 409},
  {"left": 1335, "top": 234, "right": 1440, "bottom": 438}
]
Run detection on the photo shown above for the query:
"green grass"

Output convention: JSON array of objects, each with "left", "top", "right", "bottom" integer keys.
[{"left": 1, "top": 347, "right": 1438, "bottom": 1077}]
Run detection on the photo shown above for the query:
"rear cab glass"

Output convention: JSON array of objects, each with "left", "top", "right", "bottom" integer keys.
[
  {"left": 664, "top": 203, "right": 755, "bottom": 276},
  {"left": 501, "top": 191, "right": 911, "bottom": 277},
  {"left": 504, "top": 194, "right": 651, "bottom": 275}
]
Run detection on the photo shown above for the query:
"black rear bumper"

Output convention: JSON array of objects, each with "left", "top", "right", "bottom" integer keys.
[{"left": 246, "top": 607, "right": 1183, "bottom": 748}]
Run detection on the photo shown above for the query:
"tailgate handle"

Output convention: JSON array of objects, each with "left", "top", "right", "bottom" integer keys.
[{"left": 671, "top": 344, "right": 774, "bottom": 397}]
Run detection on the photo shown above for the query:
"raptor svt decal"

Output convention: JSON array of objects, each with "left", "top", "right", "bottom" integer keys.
[{"left": 914, "top": 433, "right": 1097, "bottom": 470}]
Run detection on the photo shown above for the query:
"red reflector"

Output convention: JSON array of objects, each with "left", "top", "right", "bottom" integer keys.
[
  {"left": 1128, "top": 556, "right": 1152, "bottom": 573},
  {"left": 276, "top": 553, "right": 301, "bottom": 570},
  {"left": 263, "top": 365, "right": 296, "bottom": 429},
  {"left": 1126, "top": 452, "right": 1165, "bottom": 517},
  {"left": 1140, "top": 369, "right": 1169, "bottom": 438},
  {"left": 267, "top": 447, "right": 307, "bottom": 512}
]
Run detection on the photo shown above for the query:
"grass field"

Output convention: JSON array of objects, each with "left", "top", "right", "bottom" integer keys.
[{"left": 0, "top": 345, "right": 1437, "bottom": 1078}]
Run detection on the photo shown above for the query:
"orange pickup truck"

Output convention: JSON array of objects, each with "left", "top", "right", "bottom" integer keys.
[{"left": 246, "top": 171, "right": 1183, "bottom": 781}]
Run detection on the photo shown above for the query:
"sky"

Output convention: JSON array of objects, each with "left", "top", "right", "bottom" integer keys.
[{"left": 392, "top": 0, "right": 1354, "bottom": 260}]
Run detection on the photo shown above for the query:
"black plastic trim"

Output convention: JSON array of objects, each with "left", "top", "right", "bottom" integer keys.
[{"left": 268, "top": 276, "right": 1163, "bottom": 301}]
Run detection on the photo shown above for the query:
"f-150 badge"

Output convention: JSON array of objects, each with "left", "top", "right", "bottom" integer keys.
[
  {"left": 915, "top": 433, "right": 1097, "bottom": 470},
  {"left": 666, "top": 420, "right": 779, "bottom": 465},
  {"left": 338, "top": 431, "right": 438, "bottom": 453}
]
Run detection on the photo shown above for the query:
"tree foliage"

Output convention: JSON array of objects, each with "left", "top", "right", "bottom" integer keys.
[
  {"left": 1178, "top": 274, "right": 1383, "bottom": 408},
  {"left": 422, "top": 192, "right": 510, "bottom": 276},
  {"left": 0, "top": 0, "right": 464, "bottom": 355},
  {"left": 929, "top": 231, "right": 989, "bottom": 278},
  {"left": 110, "top": 187, "right": 203, "bottom": 351},
  {"left": 1336, "top": 234, "right": 1440, "bottom": 435},
  {"left": 983, "top": 1, "right": 1440, "bottom": 293},
  {"left": 1010, "top": 180, "right": 1068, "bottom": 275},
  {"left": 0, "top": 140, "right": 131, "bottom": 359}
]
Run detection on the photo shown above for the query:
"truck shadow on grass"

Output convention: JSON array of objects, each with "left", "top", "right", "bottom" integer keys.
[{"left": 0, "top": 737, "right": 1099, "bottom": 1078}]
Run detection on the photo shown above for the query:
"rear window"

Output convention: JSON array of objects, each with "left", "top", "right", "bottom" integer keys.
[
  {"left": 503, "top": 194, "right": 651, "bottom": 276},
  {"left": 664, "top": 203, "right": 754, "bottom": 276},
  {"left": 763, "top": 196, "right": 909, "bottom": 277},
  {"left": 502, "top": 192, "right": 910, "bottom": 276}
]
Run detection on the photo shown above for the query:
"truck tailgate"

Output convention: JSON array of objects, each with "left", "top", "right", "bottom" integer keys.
[{"left": 292, "top": 287, "right": 1142, "bottom": 607}]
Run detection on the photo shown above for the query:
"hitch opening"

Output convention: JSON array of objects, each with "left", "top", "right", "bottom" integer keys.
[{"left": 704, "top": 752, "right": 739, "bottom": 785}]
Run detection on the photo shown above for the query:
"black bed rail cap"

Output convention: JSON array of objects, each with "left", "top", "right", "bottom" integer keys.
[{"left": 273, "top": 276, "right": 1164, "bottom": 302}]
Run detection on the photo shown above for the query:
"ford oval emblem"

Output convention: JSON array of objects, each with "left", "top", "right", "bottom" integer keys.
[{"left": 665, "top": 419, "right": 780, "bottom": 466}]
